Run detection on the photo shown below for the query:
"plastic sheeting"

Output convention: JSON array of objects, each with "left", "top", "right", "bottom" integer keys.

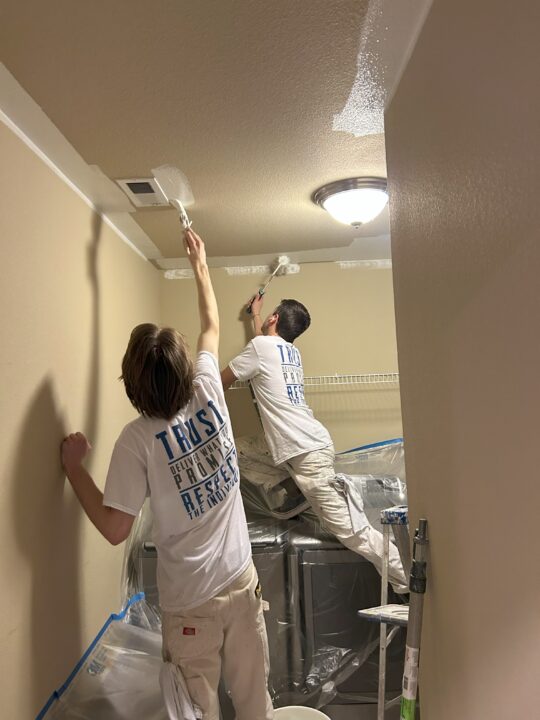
[
  {"left": 237, "top": 436, "right": 407, "bottom": 526},
  {"left": 239, "top": 436, "right": 408, "bottom": 591},
  {"left": 236, "top": 435, "right": 311, "bottom": 519},
  {"left": 335, "top": 439, "right": 407, "bottom": 531},
  {"left": 232, "top": 515, "right": 406, "bottom": 712},
  {"left": 39, "top": 595, "right": 167, "bottom": 720}
]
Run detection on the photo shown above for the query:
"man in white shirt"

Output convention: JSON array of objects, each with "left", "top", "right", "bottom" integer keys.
[
  {"left": 61, "top": 230, "right": 273, "bottom": 720},
  {"left": 221, "top": 295, "right": 407, "bottom": 592}
]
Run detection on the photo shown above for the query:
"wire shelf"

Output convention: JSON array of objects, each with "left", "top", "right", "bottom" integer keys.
[{"left": 231, "top": 372, "right": 399, "bottom": 389}]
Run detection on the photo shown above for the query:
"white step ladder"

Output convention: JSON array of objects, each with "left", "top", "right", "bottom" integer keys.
[{"left": 358, "top": 507, "right": 428, "bottom": 720}]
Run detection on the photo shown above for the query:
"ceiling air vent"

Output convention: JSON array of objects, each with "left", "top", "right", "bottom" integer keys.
[{"left": 115, "top": 177, "right": 169, "bottom": 208}]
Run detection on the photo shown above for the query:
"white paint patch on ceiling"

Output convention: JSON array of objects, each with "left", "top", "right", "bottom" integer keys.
[{"left": 334, "top": 0, "right": 434, "bottom": 138}]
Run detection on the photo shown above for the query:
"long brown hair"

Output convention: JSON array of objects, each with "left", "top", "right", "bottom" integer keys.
[{"left": 121, "top": 324, "right": 194, "bottom": 419}]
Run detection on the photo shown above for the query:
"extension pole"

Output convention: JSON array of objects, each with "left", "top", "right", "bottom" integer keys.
[
  {"left": 377, "top": 523, "right": 390, "bottom": 720},
  {"left": 400, "top": 519, "right": 428, "bottom": 720}
]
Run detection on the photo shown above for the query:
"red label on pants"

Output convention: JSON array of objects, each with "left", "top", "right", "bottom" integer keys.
[{"left": 183, "top": 627, "right": 196, "bottom": 635}]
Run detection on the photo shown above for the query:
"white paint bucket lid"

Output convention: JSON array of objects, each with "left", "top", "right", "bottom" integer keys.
[{"left": 273, "top": 708, "right": 331, "bottom": 720}]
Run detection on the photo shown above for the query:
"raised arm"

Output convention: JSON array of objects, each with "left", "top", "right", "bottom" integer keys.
[
  {"left": 247, "top": 292, "right": 264, "bottom": 337},
  {"left": 185, "top": 229, "right": 219, "bottom": 356}
]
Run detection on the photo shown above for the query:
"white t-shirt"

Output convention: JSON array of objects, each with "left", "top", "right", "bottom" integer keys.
[
  {"left": 103, "top": 351, "right": 251, "bottom": 612},
  {"left": 229, "top": 335, "right": 332, "bottom": 465}
]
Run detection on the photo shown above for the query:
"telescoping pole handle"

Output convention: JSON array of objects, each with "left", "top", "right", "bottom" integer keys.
[
  {"left": 246, "top": 289, "right": 264, "bottom": 315},
  {"left": 400, "top": 518, "right": 428, "bottom": 720}
]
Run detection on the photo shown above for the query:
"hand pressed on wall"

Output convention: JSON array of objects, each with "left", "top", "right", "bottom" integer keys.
[{"left": 61, "top": 432, "right": 91, "bottom": 473}]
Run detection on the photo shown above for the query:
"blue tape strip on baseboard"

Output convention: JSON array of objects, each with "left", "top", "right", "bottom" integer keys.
[
  {"left": 35, "top": 592, "right": 146, "bottom": 720},
  {"left": 338, "top": 437, "right": 403, "bottom": 455}
]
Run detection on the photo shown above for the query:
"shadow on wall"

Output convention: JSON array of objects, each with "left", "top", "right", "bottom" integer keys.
[
  {"left": 12, "top": 378, "right": 81, "bottom": 712},
  {"left": 11, "top": 214, "right": 103, "bottom": 714}
]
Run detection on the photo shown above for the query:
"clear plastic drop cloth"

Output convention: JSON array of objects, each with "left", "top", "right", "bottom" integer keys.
[
  {"left": 120, "top": 500, "right": 161, "bottom": 618},
  {"left": 239, "top": 436, "right": 408, "bottom": 591},
  {"left": 238, "top": 436, "right": 406, "bottom": 527},
  {"left": 334, "top": 439, "right": 407, "bottom": 531},
  {"left": 39, "top": 595, "right": 167, "bottom": 720},
  {"left": 236, "top": 515, "right": 406, "bottom": 712},
  {"left": 236, "top": 435, "right": 311, "bottom": 519}
]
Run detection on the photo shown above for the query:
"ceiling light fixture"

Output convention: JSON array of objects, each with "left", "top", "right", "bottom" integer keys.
[{"left": 312, "top": 177, "right": 388, "bottom": 227}]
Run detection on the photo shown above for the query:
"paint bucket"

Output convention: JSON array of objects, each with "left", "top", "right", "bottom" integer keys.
[{"left": 273, "top": 708, "right": 331, "bottom": 720}]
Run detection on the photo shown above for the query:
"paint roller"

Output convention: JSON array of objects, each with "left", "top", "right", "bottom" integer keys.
[
  {"left": 151, "top": 164, "right": 194, "bottom": 229},
  {"left": 246, "top": 255, "right": 293, "bottom": 315}
]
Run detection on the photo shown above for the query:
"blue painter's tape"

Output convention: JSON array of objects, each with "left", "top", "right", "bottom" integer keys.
[
  {"left": 35, "top": 592, "right": 146, "bottom": 720},
  {"left": 338, "top": 438, "right": 403, "bottom": 455}
]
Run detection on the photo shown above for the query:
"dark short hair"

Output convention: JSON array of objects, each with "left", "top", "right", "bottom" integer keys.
[
  {"left": 121, "top": 324, "right": 194, "bottom": 419},
  {"left": 275, "top": 299, "right": 311, "bottom": 343}
]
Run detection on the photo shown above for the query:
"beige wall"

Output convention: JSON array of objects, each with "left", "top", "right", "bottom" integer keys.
[
  {"left": 160, "top": 262, "right": 402, "bottom": 452},
  {"left": 385, "top": 0, "right": 540, "bottom": 717},
  {"left": 0, "top": 122, "right": 160, "bottom": 717}
]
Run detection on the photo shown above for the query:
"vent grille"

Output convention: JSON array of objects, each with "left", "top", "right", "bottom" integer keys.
[{"left": 115, "top": 177, "right": 169, "bottom": 208}]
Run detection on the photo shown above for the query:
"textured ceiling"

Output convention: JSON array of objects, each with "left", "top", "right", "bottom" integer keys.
[{"left": 0, "top": 0, "right": 391, "bottom": 261}]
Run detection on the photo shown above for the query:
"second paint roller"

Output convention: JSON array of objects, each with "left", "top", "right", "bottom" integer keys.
[{"left": 246, "top": 255, "right": 295, "bottom": 315}]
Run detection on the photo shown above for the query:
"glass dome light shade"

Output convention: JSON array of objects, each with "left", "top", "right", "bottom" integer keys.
[
  {"left": 322, "top": 188, "right": 388, "bottom": 226},
  {"left": 312, "top": 177, "right": 388, "bottom": 226}
]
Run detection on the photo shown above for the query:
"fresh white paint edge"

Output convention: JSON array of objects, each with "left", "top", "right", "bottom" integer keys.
[
  {"left": 156, "top": 233, "right": 392, "bottom": 271},
  {"left": 225, "top": 264, "right": 301, "bottom": 276},
  {"left": 337, "top": 259, "right": 392, "bottom": 269},
  {"left": 162, "top": 259, "right": 391, "bottom": 278},
  {"left": 333, "top": 0, "right": 434, "bottom": 138},
  {"left": 224, "top": 265, "right": 272, "bottom": 276},
  {"left": 164, "top": 269, "right": 195, "bottom": 280},
  {"left": 0, "top": 63, "right": 160, "bottom": 262}
]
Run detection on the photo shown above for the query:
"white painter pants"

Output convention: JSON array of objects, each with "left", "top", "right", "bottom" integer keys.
[
  {"left": 286, "top": 446, "right": 408, "bottom": 593},
  {"left": 161, "top": 562, "right": 273, "bottom": 720}
]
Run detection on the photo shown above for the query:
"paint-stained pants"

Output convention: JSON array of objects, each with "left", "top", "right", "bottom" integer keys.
[
  {"left": 286, "top": 445, "right": 407, "bottom": 591},
  {"left": 162, "top": 562, "right": 273, "bottom": 720}
]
